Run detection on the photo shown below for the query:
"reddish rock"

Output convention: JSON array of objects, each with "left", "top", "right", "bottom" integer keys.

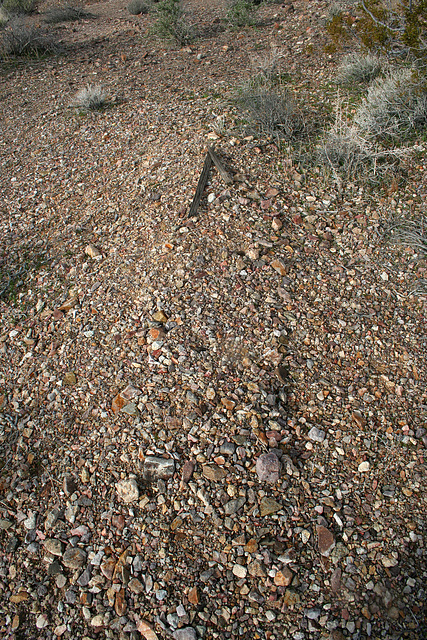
[
  {"left": 317, "top": 525, "right": 335, "bottom": 557},
  {"left": 255, "top": 452, "right": 282, "bottom": 483}
]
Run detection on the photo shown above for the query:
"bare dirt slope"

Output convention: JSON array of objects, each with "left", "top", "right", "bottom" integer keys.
[{"left": 0, "top": 1, "right": 426, "bottom": 640}]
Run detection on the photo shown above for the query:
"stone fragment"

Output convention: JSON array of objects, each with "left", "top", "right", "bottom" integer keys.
[
  {"left": 45, "top": 508, "right": 62, "bottom": 530},
  {"left": 115, "top": 587, "right": 126, "bottom": 616},
  {"left": 152, "top": 310, "right": 168, "bottom": 323},
  {"left": 248, "top": 560, "right": 267, "bottom": 578},
  {"left": 256, "top": 452, "right": 282, "bottom": 483},
  {"left": 274, "top": 567, "right": 293, "bottom": 587},
  {"left": 85, "top": 244, "right": 101, "bottom": 258},
  {"left": 358, "top": 461, "right": 370, "bottom": 472},
  {"left": 272, "top": 217, "right": 283, "bottom": 231},
  {"left": 63, "top": 372, "right": 77, "bottom": 385},
  {"left": 331, "top": 567, "right": 342, "bottom": 592},
  {"left": 260, "top": 497, "right": 282, "bottom": 516},
  {"left": 23, "top": 512, "right": 37, "bottom": 530},
  {"left": 143, "top": 456, "right": 175, "bottom": 480},
  {"left": 317, "top": 525, "right": 335, "bottom": 557},
  {"left": 44, "top": 539, "right": 64, "bottom": 556},
  {"left": 91, "top": 614, "right": 104, "bottom": 627},
  {"left": 232, "top": 564, "right": 247, "bottom": 578},
  {"left": 63, "top": 475, "right": 77, "bottom": 496},
  {"left": 188, "top": 586, "right": 199, "bottom": 605},
  {"left": 271, "top": 259, "right": 287, "bottom": 276},
  {"left": 62, "top": 547, "right": 87, "bottom": 569},
  {"left": 137, "top": 619, "right": 159, "bottom": 640},
  {"left": 202, "top": 465, "right": 227, "bottom": 482},
  {"left": 116, "top": 478, "right": 139, "bottom": 503},
  {"left": 283, "top": 589, "right": 300, "bottom": 607},
  {"left": 112, "top": 393, "right": 126, "bottom": 415},
  {"left": 224, "top": 497, "right": 246, "bottom": 515},
  {"left": 128, "top": 578, "right": 145, "bottom": 594},
  {"left": 308, "top": 426, "right": 325, "bottom": 442},
  {"left": 0, "top": 519, "right": 13, "bottom": 530},
  {"left": 173, "top": 628, "right": 197, "bottom": 640},
  {"left": 36, "top": 614, "right": 49, "bottom": 629},
  {"left": 181, "top": 459, "right": 195, "bottom": 484},
  {"left": 10, "top": 592, "right": 29, "bottom": 603}
]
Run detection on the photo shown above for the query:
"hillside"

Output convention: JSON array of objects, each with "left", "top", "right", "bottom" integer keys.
[{"left": 0, "top": 1, "right": 426, "bottom": 639}]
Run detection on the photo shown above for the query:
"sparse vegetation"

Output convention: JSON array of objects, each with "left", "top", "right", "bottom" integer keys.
[
  {"left": 354, "top": 68, "right": 427, "bottom": 140},
  {"left": 0, "top": 19, "right": 59, "bottom": 58},
  {"left": 236, "top": 74, "right": 304, "bottom": 139},
  {"left": 0, "top": 0, "right": 36, "bottom": 15},
  {"left": 336, "top": 52, "right": 384, "bottom": 85},
  {"left": 382, "top": 215, "right": 427, "bottom": 294},
  {"left": 226, "top": 0, "right": 256, "bottom": 29},
  {"left": 151, "top": 0, "right": 195, "bottom": 45},
  {"left": 43, "top": 5, "right": 94, "bottom": 24},
  {"left": 72, "top": 84, "right": 108, "bottom": 111},
  {"left": 127, "top": 0, "right": 150, "bottom": 15}
]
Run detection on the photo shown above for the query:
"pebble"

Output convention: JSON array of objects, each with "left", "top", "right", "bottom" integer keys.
[
  {"left": 358, "top": 461, "right": 370, "bottom": 472},
  {"left": 317, "top": 525, "right": 335, "bottom": 557},
  {"left": 143, "top": 456, "right": 175, "bottom": 480},
  {"left": 62, "top": 547, "right": 87, "bottom": 569},
  {"left": 173, "top": 628, "right": 197, "bottom": 640},
  {"left": 202, "top": 464, "right": 227, "bottom": 481},
  {"left": 44, "top": 539, "right": 64, "bottom": 556},
  {"left": 308, "top": 426, "right": 326, "bottom": 443},
  {"left": 260, "top": 497, "right": 282, "bottom": 516},
  {"left": 274, "top": 567, "right": 293, "bottom": 586},
  {"left": 232, "top": 564, "right": 247, "bottom": 578},
  {"left": 256, "top": 452, "right": 282, "bottom": 483},
  {"left": 116, "top": 477, "right": 140, "bottom": 503},
  {"left": 36, "top": 614, "right": 49, "bottom": 629}
]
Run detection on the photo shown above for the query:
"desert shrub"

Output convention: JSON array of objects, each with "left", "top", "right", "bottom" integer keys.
[
  {"left": 43, "top": 5, "right": 94, "bottom": 24},
  {"left": 326, "top": 0, "right": 427, "bottom": 64},
  {"left": 226, "top": 0, "right": 256, "bottom": 29},
  {"left": 128, "top": 0, "right": 150, "bottom": 15},
  {"left": 1, "top": 0, "right": 36, "bottom": 15},
  {"left": 151, "top": 0, "right": 195, "bottom": 45},
  {"left": 336, "top": 52, "right": 384, "bottom": 84},
  {"left": 354, "top": 68, "right": 427, "bottom": 140},
  {"left": 72, "top": 84, "right": 107, "bottom": 111},
  {"left": 0, "top": 19, "right": 59, "bottom": 57},
  {"left": 250, "top": 45, "right": 285, "bottom": 81},
  {"left": 382, "top": 215, "right": 427, "bottom": 294},
  {"left": 236, "top": 75, "right": 304, "bottom": 138}
]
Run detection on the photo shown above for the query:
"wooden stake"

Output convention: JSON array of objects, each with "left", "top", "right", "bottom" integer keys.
[{"left": 188, "top": 151, "right": 212, "bottom": 218}]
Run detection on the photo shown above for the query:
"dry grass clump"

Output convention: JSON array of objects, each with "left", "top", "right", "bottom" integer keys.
[
  {"left": 127, "top": 0, "right": 150, "bottom": 15},
  {"left": 236, "top": 70, "right": 304, "bottom": 139},
  {"left": 72, "top": 84, "right": 107, "bottom": 111},
  {"left": 226, "top": 0, "right": 257, "bottom": 29},
  {"left": 354, "top": 68, "right": 427, "bottom": 140},
  {"left": 250, "top": 45, "right": 285, "bottom": 81},
  {"left": 43, "top": 5, "right": 94, "bottom": 24},
  {"left": 382, "top": 215, "right": 427, "bottom": 295},
  {"left": 336, "top": 52, "right": 384, "bottom": 85},
  {"left": 0, "top": 19, "right": 59, "bottom": 57}
]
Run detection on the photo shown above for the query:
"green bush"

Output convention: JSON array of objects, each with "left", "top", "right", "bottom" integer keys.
[
  {"left": 226, "top": 0, "right": 256, "bottom": 29},
  {"left": 1, "top": 0, "right": 36, "bottom": 15},
  {"left": 151, "top": 0, "right": 195, "bottom": 45},
  {"left": 128, "top": 0, "right": 150, "bottom": 15}
]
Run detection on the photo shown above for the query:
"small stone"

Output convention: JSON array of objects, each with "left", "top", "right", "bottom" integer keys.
[
  {"left": 44, "top": 539, "right": 64, "bottom": 556},
  {"left": 128, "top": 578, "right": 145, "bottom": 594},
  {"left": 143, "top": 456, "right": 175, "bottom": 480},
  {"left": 283, "top": 589, "right": 301, "bottom": 607},
  {"left": 137, "top": 619, "right": 159, "bottom": 640},
  {"left": 152, "top": 310, "right": 168, "bottom": 323},
  {"left": 272, "top": 217, "right": 283, "bottom": 231},
  {"left": 301, "top": 530, "right": 311, "bottom": 544},
  {"left": 91, "top": 614, "right": 104, "bottom": 628},
  {"left": 63, "top": 475, "right": 77, "bottom": 496},
  {"left": 202, "top": 465, "right": 227, "bottom": 482},
  {"left": 248, "top": 560, "right": 267, "bottom": 578},
  {"left": 256, "top": 452, "right": 282, "bottom": 483},
  {"left": 308, "top": 426, "right": 325, "bottom": 443},
  {"left": 116, "top": 478, "right": 139, "bottom": 503},
  {"left": 85, "top": 244, "right": 101, "bottom": 258},
  {"left": 54, "top": 624, "right": 67, "bottom": 636},
  {"left": 274, "top": 567, "right": 293, "bottom": 587},
  {"left": 224, "top": 496, "right": 246, "bottom": 515},
  {"left": 122, "top": 402, "right": 139, "bottom": 416},
  {"left": 115, "top": 587, "right": 126, "bottom": 616},
  {"left": 260, "top": 497, "right": 282, "bottom": 516},
  {"left": 36, "top": 614, "right": 49, "bottom": 629},
  {"left": 45, "top": 508, "right": 62, "bottom": 530},
  {"left": 23, "top": 512, "right": 37, "bottom": 530},
  {"left": 173, "top": 627, "right": 197, "bottom": 640},
  {"left": 181, "top": 459, "right": 195, "bottom": 484},
  {"left": 12, "top": 614, "right": 21, "bottom": 631},
  {"left": 10, "top": 592, "right": 29, "bottom": 603},
  {"left": 0, "top": 519, "right": 12, "bottom": 530},
  {"left": 63, "top": 371, "right": 77, "bottom": 385},
  {"left": 271, "top": 259, "right": 287, "bottom": 276},
  {"left": 62, "top": 547, "right": 87, "bottom": 569},
  {"left": 317, "top": 525, "right": 335, "bottom": 557},
  {"left": 55, "top": 574, "right": 67, "bottom": 589},
  {"left": 331, "top": 567, "right": 342, "bottom": 592},
  {"left": 58, "top": 296, "right": 78, "bottom": 312},
  {"left": 232, "top": 564, "right": 247, "bottom": 578},
  {"left": 188, "top": 586, "right": 199, "bottom": 605},
  {"left": 245, "top": 246, "right": 260, "bottom": 260},
  {"left": 221, "top": 397, "right": 235, "bottom": 411},
  {"left": 358, "top": 461, "right": 370, "bottom": 472},
  {"left": 112, "top": 393, "right": 126, "bottom": 414},
  {"left": 100, "top": 557, "right": 116, "bottom": 580}
]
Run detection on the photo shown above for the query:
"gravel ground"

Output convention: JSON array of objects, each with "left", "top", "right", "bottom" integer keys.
[{"left": 1, "top": 1, "right": 426, "bottom": 639}]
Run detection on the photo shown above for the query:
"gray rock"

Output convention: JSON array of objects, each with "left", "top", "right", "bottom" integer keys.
[
  {"left": 44, "top": 539, "right": 64, "bottom": 556},
  {"left": 256, "top": 452, "right": 281, "bottom": 483},
  {"left": 224, "top": 496, "right": 246, "bottom": 515},
  {"left": 143, "top": 456, "right": 175, "bottom": 480},
  {"left": 62, "top": 547, "right": 87, "bottom": 569},
  {"left": 44, "top": 508, "right": 62, "bottom": 531},
  {"left": 173, "top": 628, "right": 197, "bottom": 640}
]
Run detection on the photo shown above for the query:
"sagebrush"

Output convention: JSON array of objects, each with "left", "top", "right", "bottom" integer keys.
[
  {"left": 43, "top": 6, "right": 94, "bottom": 24},
  {"left": 0, "top": 19, "right": 59, "bottom": 57},
  {"left": 72, "top": 84, "right": 108, "bottom": 111},
  {"left": 151, "top": 0, "right": 195, "bottom": 45},
  {"left": 128, "top": 0, "right": 150, "bottom": 15}
]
